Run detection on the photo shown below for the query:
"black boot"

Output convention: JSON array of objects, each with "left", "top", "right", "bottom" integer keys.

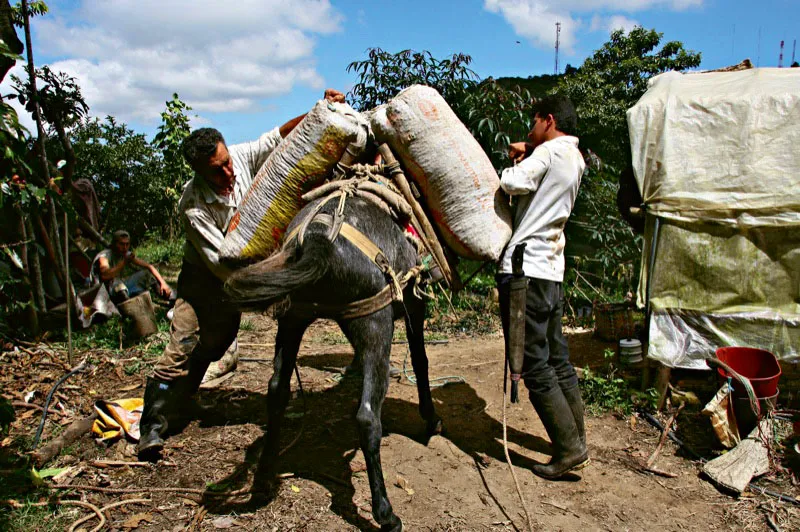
[
  {"left": 529, "top": 388, "right": 589, "bottom": 479},
  {"left": 562, "top": 385, "right": 587, "bottom": 447},
  {"left": 137, "top": 378, "right": 174, "bottom": 461},
  {"left": 137, "top": 360, "right": 211, "bottom": 462}
]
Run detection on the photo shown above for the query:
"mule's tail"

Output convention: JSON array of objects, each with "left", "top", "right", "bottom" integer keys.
[{"left": 224, "top": 236, "right": 333, "bottom": 307}]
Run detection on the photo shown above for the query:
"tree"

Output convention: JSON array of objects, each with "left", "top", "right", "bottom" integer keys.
[
  {"left": 346, "top": 48, "right": 478, "bottom": 112},
  {"left": 152, "top": 93, "right": 192, "bottom": 238},
  {"left": 69, "top": 117, "right": 166, "bottom": 241},
  {"left": 555, "top": 27, "right": 701, "bottom": 167},
  {"left": 553, "top": 28, "right": 700, "bottom": 305}
]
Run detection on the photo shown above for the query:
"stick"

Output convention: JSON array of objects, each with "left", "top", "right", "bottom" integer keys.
[
  {"left": 64, "top": 212, "right": 73, "bottom": 366},
  {"left": 646, "top": 403, "right": 684, "bottom": 469},
  {"left": 31, "top": 415, "right": 95, "bottom": 467},
  {"left": 90, "top": 460, "right": 161, "bottom": 468},
  {"left": 69, "top": 499, "right": 149, "bottom": 532},
  {"left": 64, "top": 500, "right": 105, "bottom": 532},
  {"left": 378, "top": 144, "right": 459, "bottom": 289}
]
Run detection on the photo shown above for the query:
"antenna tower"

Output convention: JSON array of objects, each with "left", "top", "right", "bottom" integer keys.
[
  {"left": 554, "top": 22, "right": 561, "bottom": 75},
  {"left": 779, "top": 40, "right": 785, "bottom": 67},
  {"left": 792, "top": 40, "right": 797, "bottom": 65}
]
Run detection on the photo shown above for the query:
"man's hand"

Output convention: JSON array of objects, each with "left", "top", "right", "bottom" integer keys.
[
  {"left": 324, "top": 89, "right": 346, "bottom": 104},
  {"left": 508, "top": 142, "right": 533, "bottom": 164},
  {"left": 123, "top": 251, "right": 135, "bottom": 263},
  {"left": 158, "top": 281, "right": 172, "bottom": 299}
]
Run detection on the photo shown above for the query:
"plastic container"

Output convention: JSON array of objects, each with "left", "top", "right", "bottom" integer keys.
[
  {"left": 716, "top": 346, "right": 781, "bottom": 398},
  {"left": 734, "top": 390, "right": 778, "bottom": 437},
  {"left": 619, "top": 338, "right": 643, "bottom": 365}
]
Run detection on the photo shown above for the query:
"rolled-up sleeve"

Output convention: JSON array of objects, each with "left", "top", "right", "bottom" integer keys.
[
  {"left": 183, "top": 208, "right": 233, "bottom": 281},
  {"left": 230, "top": 127, "right": 282, "bottom": 179},
  {"left": 500, "top": 144, "right": 551, "bottom": 196}
]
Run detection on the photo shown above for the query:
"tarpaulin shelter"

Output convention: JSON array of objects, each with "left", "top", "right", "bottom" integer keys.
[{"left": 627, "top": 68, "right": 800, "bottom": 369}]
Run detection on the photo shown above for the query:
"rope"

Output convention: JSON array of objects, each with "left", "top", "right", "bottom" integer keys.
[
  {"left": 501, "top": 357, "right": 535, "bottom": 532},
  {"left": 400, "top": 347, "right": 465, "bottom": 388}
]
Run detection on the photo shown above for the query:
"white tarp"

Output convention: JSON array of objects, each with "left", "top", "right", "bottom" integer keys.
[
  {"left": 628, "top": 68, "right": 800, "bottom": 228},
  {"left": 628, "top": 68, "right": 800, "bottom": 369}
]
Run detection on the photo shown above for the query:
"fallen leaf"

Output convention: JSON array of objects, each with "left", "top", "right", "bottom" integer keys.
[
  {"left": 405, "top": 488, "right": 415, "bottom": 495},
  {"left": 24, "top": 391, "right": 36, "bottom": 402},
  {"left": 121, "top": 512, "right": 154, "bottom": 528},
  {"left": 290, "top": 485, "right": 301, "bottom": 493},
  {"left": 394, "top": 475, "right": 408, "bottom": 490},
  {"left": 120, "top": 383, "right": 142, "bottom": 392},
  {"left": 211, "top": 516, "right": 238, "bottom": 529}
]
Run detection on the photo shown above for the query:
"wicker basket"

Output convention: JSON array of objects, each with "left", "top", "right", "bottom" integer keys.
[{"left": 593, "top": 301, "right": 635, "bottom": 341}]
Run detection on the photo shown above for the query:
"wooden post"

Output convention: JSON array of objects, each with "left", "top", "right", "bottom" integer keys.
[
  {"left": 377, "top": 144, "right": 461, "bottom": 290},
  {"left": 654, "top": 363, "right": 672, "bottom": 410}
]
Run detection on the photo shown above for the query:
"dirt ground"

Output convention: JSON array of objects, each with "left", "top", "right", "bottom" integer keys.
[{"left": 3, "top": 313, "right": 799, "bottom": 531}]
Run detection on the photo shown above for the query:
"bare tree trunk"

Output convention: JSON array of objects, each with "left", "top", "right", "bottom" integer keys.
[
  {"left": 35, "top": 213, "right": 66, "bottom": 294},
  {"left": 20, "top": 0, "right": 51, "bottom": 187},
  {"left": 17, "top": 211, "right": 42, "bottom": 333}
]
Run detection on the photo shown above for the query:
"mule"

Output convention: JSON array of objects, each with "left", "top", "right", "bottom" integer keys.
[{"left": 225, "top": 196, "right": 443, "bottom": 531}]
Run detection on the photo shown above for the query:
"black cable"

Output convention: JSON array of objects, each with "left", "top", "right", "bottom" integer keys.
[{"left": 31, "top": 360, "right": 86, "bottom": 450}]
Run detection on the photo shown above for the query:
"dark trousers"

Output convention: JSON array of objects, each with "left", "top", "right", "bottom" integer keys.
[
  {"left": 152, "top": 262, "right": 241, "bottom": 382},
  {"left": 497, "top": 274, "right": 578, "bottom": 395}
]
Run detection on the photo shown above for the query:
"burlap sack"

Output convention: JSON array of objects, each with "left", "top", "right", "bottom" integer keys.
[
  {"left": 370, "top": 85, "right": 512, "bottom": 261},
  {"left": 221, "top": 101, "right": 369, "bottom": 261}
]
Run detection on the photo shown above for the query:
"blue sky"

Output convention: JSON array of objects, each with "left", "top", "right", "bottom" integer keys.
[{"left": 4, "top": 0, "right": 798, "bottom": 144}]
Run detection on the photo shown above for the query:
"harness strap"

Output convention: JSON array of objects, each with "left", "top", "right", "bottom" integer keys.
[{"left": 278, "top": 211, "right": 421, "bottom": 320}]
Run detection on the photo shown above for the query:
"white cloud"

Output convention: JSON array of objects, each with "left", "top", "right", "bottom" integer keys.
[
  {"left": 484, "top": 0, "right": 702, "bottom": 53},
  {"left": 589, "top": 14, "right": 639, "bottom": 33},
  {"left": 23, "top": 0, "right": 343, "bottom": 126}
]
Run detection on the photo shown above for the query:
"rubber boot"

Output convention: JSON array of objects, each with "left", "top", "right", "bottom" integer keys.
[
  {"left": 529, "top": 388, "right": 589, "bottom": 479},
  {"left": 137, "top": 378, "right": 174, "bottom": 461},
  {"left": 562, "top": 385, "right": 587, "bottom": 447}
]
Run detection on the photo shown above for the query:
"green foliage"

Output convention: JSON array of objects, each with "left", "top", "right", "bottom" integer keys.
[
  {"left": 152, "top": 93, "right": 193, "bottom": 237},
  {"left": 555, "top": 26, "right": 701, "bottom": 167},
  {"left": 461, "top": 79, "right": 535, "bottom": 169},
  {"left": 67, "top": 117, "right": 166, "bottom": 241},
  {"left": 9, "top": 0, "right": 48, "bottom": 25},
  {"left": 580, "top": 365, "right": 658, "bottom": 415},
  {"left": 346, "top": 48, "right": 478, "bottom": 112},
  {"left": 10, "top": 66, "right": 89, "bottom": 131},
  {"left": 135, "top": 234, "right": 183, "bottom": 267}
]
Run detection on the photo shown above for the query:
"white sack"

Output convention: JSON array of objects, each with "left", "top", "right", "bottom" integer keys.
[
  {"left": 371, "top": 85, "right": 512, "bottom": 260},
  {"left": 221, "top": 101, "right": 369, "bottom": 261}
]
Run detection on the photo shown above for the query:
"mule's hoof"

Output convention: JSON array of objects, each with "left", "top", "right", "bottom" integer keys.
[
  {"left": 426, "top": 418, "right": 443, "bottom": 437},
  {"left": 380, "top": 515, "right": 403, "bottom": 532}
]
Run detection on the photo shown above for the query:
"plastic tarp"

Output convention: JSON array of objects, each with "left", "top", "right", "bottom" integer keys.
[{"left": 628, "top": 69, "right": 800, "bottom": 369}]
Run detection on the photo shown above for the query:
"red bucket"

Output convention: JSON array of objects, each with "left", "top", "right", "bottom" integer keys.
[{"left": 716, "top": 347, "right": 781, "bottom": 398}]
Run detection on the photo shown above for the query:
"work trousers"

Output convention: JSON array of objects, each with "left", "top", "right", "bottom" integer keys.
[
  {"left": 497, "top": 274, "right": 578, "bottom": 395},
  {"left": 152, "top": 262, "right": 241, "bottom": 382}
]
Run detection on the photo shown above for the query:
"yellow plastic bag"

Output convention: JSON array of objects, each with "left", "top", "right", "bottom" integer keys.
[{"left": 92, "top": 398, "right": 143, "bottom": 443}]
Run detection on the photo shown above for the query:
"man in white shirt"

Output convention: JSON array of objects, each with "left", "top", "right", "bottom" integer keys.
[
  {"left": 497, "top": 95, "right": 589, "bottom": 479},
  {"left": 138, "top": 89, "right": 345, "bottom": 460}
]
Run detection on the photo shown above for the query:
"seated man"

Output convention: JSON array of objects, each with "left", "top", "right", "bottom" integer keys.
[{"left": 92, "top": 230, "right": 174, "bottom": 304}]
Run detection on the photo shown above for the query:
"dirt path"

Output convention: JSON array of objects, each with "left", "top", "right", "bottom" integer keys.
[{"left": 5, "top": 314, "right": 787, "bottom": 530}]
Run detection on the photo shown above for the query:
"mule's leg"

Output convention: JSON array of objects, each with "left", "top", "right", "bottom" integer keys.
[
  {"left": 255, "top": 317, "right": 309, "bottom": 490},
  {"left": 404, "top": 292, "right": 442, "bottom": 436},
  {"left": 341, "top": 309, "right": 402, "bottom": 532}
]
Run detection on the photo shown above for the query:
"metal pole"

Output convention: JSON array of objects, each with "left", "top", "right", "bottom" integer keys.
[{"left": 643, "top": 214, "right": 661, "bottom": 335}]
